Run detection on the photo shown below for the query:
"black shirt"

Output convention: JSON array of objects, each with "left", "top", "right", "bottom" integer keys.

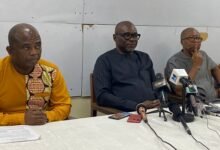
[{"left": 93, "top": 48, "right": 156, "bottom": 111}]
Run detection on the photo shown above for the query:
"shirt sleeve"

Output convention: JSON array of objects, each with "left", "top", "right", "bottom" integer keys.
[
  {"left": 0, "top": 113, "right": 25, "bottom": 125},
  {"left": 165, "top": 59, "right": 177, "bottom": 80},
  {"left": 203, "top": 51, "right": 217, "bottom": 70},
  {"left": 93, "top": 56, "right": 137, "bottom": 111},
  {"left": 0, "top": 59, "right": 26, "bottom": 125},
  {"left": 46, "top": 68, "right": 72, "bottom": 122}
]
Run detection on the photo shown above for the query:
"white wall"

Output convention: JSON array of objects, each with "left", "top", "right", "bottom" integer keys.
[
  {"left": 0, "top": 0, "right": 83, "bottom": 96},
  {"left": 0, "top": 0, "right": 219, "bottom": 96}
]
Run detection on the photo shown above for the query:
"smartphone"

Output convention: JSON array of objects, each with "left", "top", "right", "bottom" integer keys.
[
  {"left": 108, "top": 112, "right": 130, "bottom": 120},
  {"left": 127, "top": 114, "right": 142, "bottom": 123}
]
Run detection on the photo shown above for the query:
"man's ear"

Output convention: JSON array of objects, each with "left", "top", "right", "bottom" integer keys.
[
  {"left": 180, "top": 40, "right": 184, "bottom": 45},
  {"left": 6, "top": 46, "right": 13, "bottom": 55},
  {"left": 113, "top": 34, "right": 116, "bottom": 41}
]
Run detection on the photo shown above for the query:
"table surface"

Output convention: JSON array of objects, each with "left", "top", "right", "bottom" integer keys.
[{"left": 1, "top": 111, "right": 220, "bottom": 150}]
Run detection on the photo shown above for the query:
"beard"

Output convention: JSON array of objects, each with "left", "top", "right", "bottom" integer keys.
[{"left": 124, "top": 48, "right": 134, "bottom": 53}]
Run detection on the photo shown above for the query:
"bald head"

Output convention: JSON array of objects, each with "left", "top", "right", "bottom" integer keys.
[
  {"left": 8, "top": 23, "right": 40, "bottom": 46},
  {"left": 6, "top": 23, "right": 42, "bottom": 75},
  {"left": 113, "top": 21, "right": 138, "bottom": 53},
  {"left": 181, "top": 27, "right": 199, "bottom": 40},
  {"left": 115, "top": 21, "right": 136, "bottom": 34},
  {"left": 180, "top": 27, "right": 202, "bottom": 57}
]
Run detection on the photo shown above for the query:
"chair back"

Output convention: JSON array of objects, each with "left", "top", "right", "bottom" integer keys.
[{"left": 90, "top": 73, "right": 121, "bottom": 116}]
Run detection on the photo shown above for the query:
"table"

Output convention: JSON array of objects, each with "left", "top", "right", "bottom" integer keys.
[{"left": 1, "top": 112, "right": 220, "bottom": 150}]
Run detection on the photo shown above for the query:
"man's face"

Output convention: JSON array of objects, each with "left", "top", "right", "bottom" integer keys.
[
  {"left": 181, "top": 30, "right": 202, "bottom": 56},
  {"left": 8, "top": 28, "right": 42, "bottom": 73},
  {"left": 114, "top": 24, "right": 140, "bottom": 53}
]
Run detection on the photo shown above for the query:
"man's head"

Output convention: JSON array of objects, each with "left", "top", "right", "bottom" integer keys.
[
  {"left": 7, "top": 23, "right": 42, "bottom": 74},
  {"left": 181, "top": 27, "right": 202, "bottom": 56},
  {"left": 113, "top": 21, "right": 140, "bottom": 53}
]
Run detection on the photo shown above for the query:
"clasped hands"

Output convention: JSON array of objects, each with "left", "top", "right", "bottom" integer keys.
[{"left": 25, "top": 108, "right": 48, "bottom": 125}]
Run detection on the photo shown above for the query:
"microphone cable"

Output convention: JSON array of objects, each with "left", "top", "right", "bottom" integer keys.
[
  {"left": 144, "top": 121, "right": 177, "bottom": 150},
  {"left": 197, "top": 96, "right": 220, "bottom": 138},
  {"left": 185, "top": 109, "right": 210, "bottom": 150},
  {"left": 204, "top": 112, "right": 220, "bottom": 138},
  {"left": 190, "top": 134, "right": 210, "bottom": 150}
]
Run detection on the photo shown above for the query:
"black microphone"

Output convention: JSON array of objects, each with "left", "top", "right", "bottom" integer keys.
[
  {"left": 178, "top": 115, "right": 192, "bottom": 135},
  {"left": 136, "top": 103, "right": 148, "bottom": 123},
  {"left": 204, "top": 110, "right": 220, "bottom": 117},
  {"left": 169, "top": 103, "right": 192, "bottom": 135},
  {"left": 179, "top": 77, "right": 192, "bottom": 87},
  {"left": 184, "top": 80, "right": 199, "bottom": 116},
  {"left": 153, "top": 73, "right": 170, "bottom": 106},
  {"left": 187, "top": 95, "right": 198, "bottom": 116}
]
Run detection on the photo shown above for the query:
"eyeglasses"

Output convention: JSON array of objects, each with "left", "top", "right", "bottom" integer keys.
[
  {"left": 182, "top": 36, "right": 203, "bottom": 42},
  {"left": 115, "top": 32, "right": 141, "bottom": 40}
]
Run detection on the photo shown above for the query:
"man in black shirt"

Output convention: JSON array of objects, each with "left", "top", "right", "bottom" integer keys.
[{"left": 93, "top": 21, "right": 160, "bottom": 111}]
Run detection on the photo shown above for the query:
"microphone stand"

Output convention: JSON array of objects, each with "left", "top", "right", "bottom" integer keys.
[
  {"left": 158, "top": 103, "right": 172, "bottom": 121},
  {"left": 172, "top": 85, "right": 194, "bottom": 123},
  {"left": 147, "top": 92, "right": 172, "bottom": 121}
]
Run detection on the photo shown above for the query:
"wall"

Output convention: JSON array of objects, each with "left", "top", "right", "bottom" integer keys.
[{"left": 0, "top": 0, "right": 220, "bottom": 96}]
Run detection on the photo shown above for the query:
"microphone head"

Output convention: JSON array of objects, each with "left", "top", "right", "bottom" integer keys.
[
  {"left": 153, "top": 73, "right": 167, "bottom": 90},
  {"left": 136, "top": 103, "right": 148, "bottom": 123},
  {"left": 186, "top": 85, "right": 198, "bottom": 94},
  {"left": 179, "top": 77, "right": 191, "bottom": 87},
  {"left": 169, "top": 69, "right": 188, "bottom": 85},
  {"left": 136, "top": 103, "right": 146, "bottom": 114},
  {"left": 155, "top": 73, "right": 163, "bottom": 80}
]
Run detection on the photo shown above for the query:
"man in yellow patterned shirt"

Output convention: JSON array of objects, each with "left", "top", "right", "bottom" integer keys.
[{"left": 0, "top": 23, "right": 71, "bottom": 125}]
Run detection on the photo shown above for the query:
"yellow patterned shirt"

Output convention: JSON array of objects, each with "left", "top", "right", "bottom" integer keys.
[{"left": 0, "top": 56, "right": 71, "bottom": 125}]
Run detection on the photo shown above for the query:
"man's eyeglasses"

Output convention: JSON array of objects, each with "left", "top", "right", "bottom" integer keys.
[
  {"left": 182, "top": 36, "right": 203, "bottom": 42},
  {"left": 115, "top": 32, "right": 141, "bottom": 40}
]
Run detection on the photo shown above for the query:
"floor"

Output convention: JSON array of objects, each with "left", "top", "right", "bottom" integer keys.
[{"left": 70, "top": 97, "right": 105, "bottom": 119}]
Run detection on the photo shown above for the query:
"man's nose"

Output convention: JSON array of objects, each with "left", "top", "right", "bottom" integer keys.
[{"left": 30, "top": 47, "right": 39, "bottom": 55}]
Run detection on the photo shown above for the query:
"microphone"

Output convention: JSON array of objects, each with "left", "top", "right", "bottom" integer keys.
[
  {"left": 169, "top": 69, "right": 198, "bottom": 92},
  {"left": 169, "top": 69, "right": 188, "bottom": 86},
  {"left": 187, "top": 95, "right": 198, "bottom": 116},
  {"left": 185, "top": 84, "right": 199, "bottom": 116},
  {"left": 153, "top": 73, "right": 170, "bottom": 106},
  {"left": 179, "top": 115, "right": 192, "bottom": 135},
  {"left": 136, "top": 103, "right": 148, "bottom": 123},
  {"left": 169, "top": 103, "right": 192, "bottom": 135},
  {"left": 204, "top": 110, "right": 220, "bottom": 117},
  {"left": 179, "top": 77, "right": 192, "bottom": 87},
  {"left": 169, "top": 69, "right": 199, "bottom": 116}
]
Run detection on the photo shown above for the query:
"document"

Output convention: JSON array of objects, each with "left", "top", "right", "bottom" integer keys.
[{"left": 0, "top": 125, "right": 40, "bottom": 144}]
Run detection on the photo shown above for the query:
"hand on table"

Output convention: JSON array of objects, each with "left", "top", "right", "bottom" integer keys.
[{"left": 25, "top": 108, "right": 48, "bottom": 125}]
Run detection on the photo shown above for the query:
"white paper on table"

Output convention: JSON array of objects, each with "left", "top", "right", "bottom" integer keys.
[{"left": 0, "top": 125, "right": 40, "bottom": 144}]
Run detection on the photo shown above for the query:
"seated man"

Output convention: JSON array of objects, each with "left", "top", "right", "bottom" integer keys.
[
  {"left": 165, "top": 27, "right": 220, "bottom": 102},
  {"left": 0, "top": 23, "right": 71, "bottom": 125},
  {"left": 93, "top": 21, "right": 160, "bottom": 111}
]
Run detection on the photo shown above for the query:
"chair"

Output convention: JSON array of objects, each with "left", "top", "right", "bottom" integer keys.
[{"left": 90, "top": 73, "right": 121, "bottom": 116}]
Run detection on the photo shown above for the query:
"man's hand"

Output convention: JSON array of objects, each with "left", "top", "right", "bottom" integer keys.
[
  {"left": 142, "top": 99, "right": 160, "bottom": 109},
  {"left": 192, "top": 49, "right": 203, "bottom": 69},
  {"left": 25, "top": 108, "right": 48, "bottom": 125}
]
